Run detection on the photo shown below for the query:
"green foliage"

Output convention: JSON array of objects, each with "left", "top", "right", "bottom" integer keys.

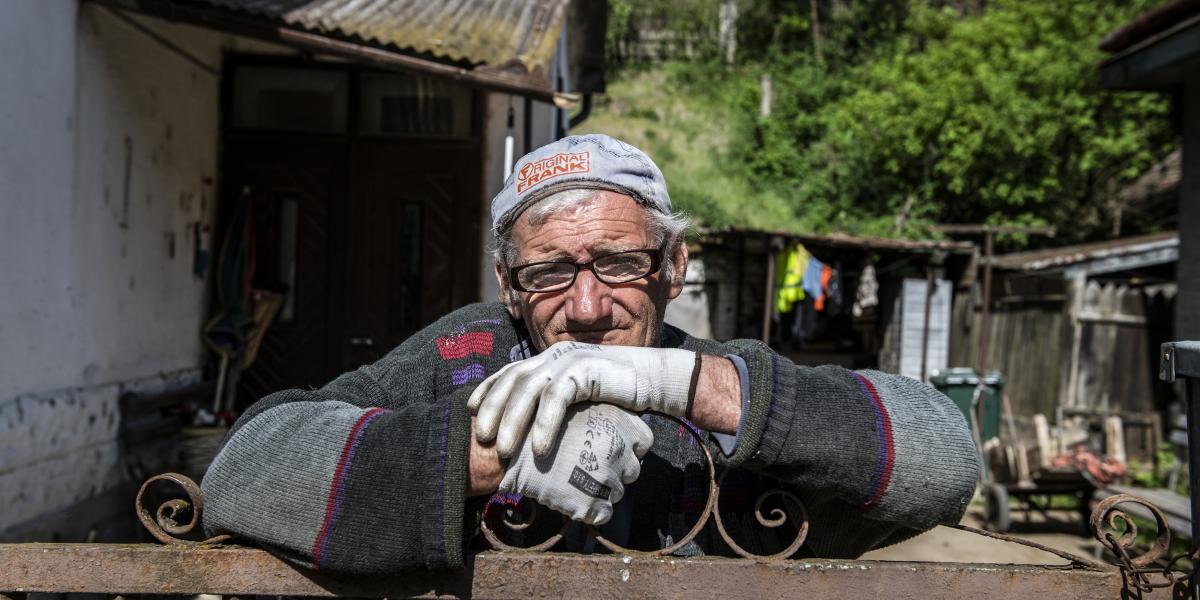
[
  {"left": 1128, "top": 443, "right": 1191, "bottom": 497},
  {"left": 572, "top": 64, "right": 802, "bottom": 232},
  {"left": 595, "top": 0, "right": 1175, "bottom": 243}
]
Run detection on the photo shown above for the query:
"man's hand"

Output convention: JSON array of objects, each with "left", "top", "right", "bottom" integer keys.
[
  {"left": 468, "top": 341, "right": 697, "bottom": 457},
  {"left": 500, "top": 403, "right": 653, "bottom": 525}
]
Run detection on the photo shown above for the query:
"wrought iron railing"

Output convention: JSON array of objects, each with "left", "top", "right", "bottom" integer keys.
[{"left": 3, "top": 341, "right": 1199, "bottom": 599}]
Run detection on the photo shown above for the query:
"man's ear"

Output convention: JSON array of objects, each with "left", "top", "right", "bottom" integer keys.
[
  {"left": 667, "top": 241, "right": 688, "bottom": 300},
  {"left": 494, "top": 261, "right": 521, "bottom": 318}
]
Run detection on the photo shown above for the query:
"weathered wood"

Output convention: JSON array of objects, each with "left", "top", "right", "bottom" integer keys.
[{"left": 0, "top": 543, "right": 1157, "bottom": 599}]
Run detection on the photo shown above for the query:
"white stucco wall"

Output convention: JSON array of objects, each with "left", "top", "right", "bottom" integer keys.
[
  {"left": 0, "top": 3, "right": 291, "bottom": 536},
  {"left": 480, "top": 93, "right": 559, "bottom": 303}
]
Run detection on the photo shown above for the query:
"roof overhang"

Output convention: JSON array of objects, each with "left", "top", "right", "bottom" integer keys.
[
  {"left": 1099, "top": 10, "right": 1200, "bottom": 90},
  {"left": 698, "top": 227, "right": 976, "bottom": 255},
  {"left": 89, "top": 0, "right": 577, "bottom": 102},
  {"left": 986, "top": 232, "right": 1179, "bottom": 277}
]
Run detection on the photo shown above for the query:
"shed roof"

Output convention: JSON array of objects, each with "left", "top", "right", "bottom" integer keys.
[
  {"left": 986, "top": 231, "right": 1178, "bottom": 275},
  {"left": 700, "top": 227, "right": 976, "bottom": 254},
  {"left": 199, "top": 0, "right": 568, "bottom": 75},
  {"left": 1098, "top": 0, "right": 1200, "bottom": 90}
]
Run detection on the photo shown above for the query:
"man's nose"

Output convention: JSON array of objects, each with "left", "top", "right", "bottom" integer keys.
[{"left": 564, "top": 268, "right": 613, "bottom": 324}]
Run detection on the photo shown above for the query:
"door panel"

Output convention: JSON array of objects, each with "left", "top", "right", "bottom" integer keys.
[
  {"left": 225, "top": 139, "right": 345, "bottom": 400},
  {"left": 224, "top": 137, "right": 481, "bottom": 401},
  {"left": 341, "top": 142, "right": 481, "bottom": 370}
]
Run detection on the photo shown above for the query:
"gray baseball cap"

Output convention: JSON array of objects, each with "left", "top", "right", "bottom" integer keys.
[{"left": 490, "top": 134, "right": 672, "bottom": 231}]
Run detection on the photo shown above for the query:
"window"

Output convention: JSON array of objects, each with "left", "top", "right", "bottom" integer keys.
[
  {"left": 232, "top": 67, "right": 348, "bottom": 133},
  {"left": 359, "top": 73, "right": 472, "bottom": 137}
]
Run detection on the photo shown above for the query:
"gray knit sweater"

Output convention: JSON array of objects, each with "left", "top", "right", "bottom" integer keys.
[{"left": 201, "top": 302, "right": 979, "bottom": 573}]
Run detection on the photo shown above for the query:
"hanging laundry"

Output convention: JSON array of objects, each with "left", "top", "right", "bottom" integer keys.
[
  {"left": 774, "top": 243, "right": 809, "bottom": 313},
  {"left": 852, "top": 263, "right": 879, "bottom": 317},
  {"left": 802, "top": 255, "right": 824, "bottom": 299},
  {"left": 815, "top": 265, "right": 833, "bottom": 311},
  {"left": 825, "top": 265, "right": 844, "bottom": 315}
]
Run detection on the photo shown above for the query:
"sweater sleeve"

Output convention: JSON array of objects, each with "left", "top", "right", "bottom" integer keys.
[
  {"left": 200, "top": 304, "right": 518, "bottom": 573},
  {"left": 718, "top": 338, "right": 980, "bottom": 539}
]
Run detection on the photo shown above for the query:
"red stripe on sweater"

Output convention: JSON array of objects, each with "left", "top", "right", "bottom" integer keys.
[
  {"left": 436, "top": 332, "right": 494, "bottom": 360},
  {"left": 311, "top": 407, "right": 385, "bottom": 569},
  {"left": 858, "top": 375, "right": 895, "bottom": 510}
]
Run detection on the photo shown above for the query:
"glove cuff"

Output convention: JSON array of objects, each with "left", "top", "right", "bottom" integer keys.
[{"left": 646, "top": 348, "right": 701, "bottom": 416}]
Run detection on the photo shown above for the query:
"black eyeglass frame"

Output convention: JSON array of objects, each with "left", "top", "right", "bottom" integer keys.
[{"left": 507, "top": 248, "right": 665, "bottom": 293}]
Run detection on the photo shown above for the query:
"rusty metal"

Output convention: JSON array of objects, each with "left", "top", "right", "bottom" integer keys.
[
  {"left": 713, "top": 477, "right": 809, "bottom": 561},
  {"left": 135, "top": 472, "right": 231, "bottom": 546},
  {"left": 589, "top": 418, "right": 718, "bottom": 556},
  {"left": 0, "top": 542, "right": 1157, "bottom": 599},
  {"left": 480, "top": 501, "right": 569, "bottom": 553},
  {"left": 950, "top": 524, "right": 1103, "bottom": 569},
  {"left": 1091, "top": 493, "right": 1196, "bottom": 596},
  {"left": 482, "top": 413, "right": 809, "bottom": 559}
]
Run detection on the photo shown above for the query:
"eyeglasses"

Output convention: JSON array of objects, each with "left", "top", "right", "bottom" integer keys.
[{"left": 508, "top": 248, "right": 663, "bottom": 293}]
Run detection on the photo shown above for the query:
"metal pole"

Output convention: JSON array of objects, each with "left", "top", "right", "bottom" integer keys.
[
  {"left": 762, "top": 239, "right": 777, "bottom": 344},
  {"left": 974, "top": 230, "right": 995, "bottom": 442},
  {"left": 920, "top": 260, "right": 934, "bottom": 381},
  {"left": 1187, "top": 376, "right": 1199, "bottom": 600},
  {"left": 734, "top": 235, "right": 745, "bottom": 338},
  {"left": 1160, "top": 341, "right": 1200, "bottom": 600},
  {"left": 977, "top": 229, "right": 994, "bottom": 378}
]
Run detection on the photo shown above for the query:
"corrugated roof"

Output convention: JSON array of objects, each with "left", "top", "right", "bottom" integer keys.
[
  {"left": 199, "top": 0, "right": 569, "bottom": 76},
  {"left": 701, "top": 227, "right": 976, "bottom": 254},
  {"left": 986, "top": 231, "right": 1178, "bottom": 271}
]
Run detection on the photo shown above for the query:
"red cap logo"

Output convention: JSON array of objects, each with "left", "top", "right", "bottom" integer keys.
[{"left": 516, "top": 151, "right": 591, "bottom": 193}]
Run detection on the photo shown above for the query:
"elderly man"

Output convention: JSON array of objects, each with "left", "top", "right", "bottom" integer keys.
[{"left": 201, "top": 134, "right": 979, "bottom": 573}]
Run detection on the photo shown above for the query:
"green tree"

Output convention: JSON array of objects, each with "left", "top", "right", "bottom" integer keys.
[{"left": 733, "top": 0, "right": 1173, "bottom": 241}]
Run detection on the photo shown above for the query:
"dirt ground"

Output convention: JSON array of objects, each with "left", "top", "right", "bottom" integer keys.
[{"left": 861, "top": 505, "right": 1101, "bottom": 565}]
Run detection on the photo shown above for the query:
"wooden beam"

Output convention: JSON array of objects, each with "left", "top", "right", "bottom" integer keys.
[
  {"left": 0, "top": 543, "right": 1149, "bottom": 599},
  {"left": 1099, "top": 13, "right": 1200, "bottom": 90}
]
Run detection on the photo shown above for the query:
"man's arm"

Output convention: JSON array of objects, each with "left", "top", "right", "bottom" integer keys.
[
  {"left": 712, "top": 339, "right": 981, "bottom": 532},
  {"left": 679, "top": 336, "right": 979, "bottom": 558},
  {"left": 201, "top": 303, "right": 520, "bottom": 573},
  {"left": 467, "top": 419, "right": 503, "bottom": 496},
  {"left": 687, "top": 353, "right": 742, "bottom": 434}
]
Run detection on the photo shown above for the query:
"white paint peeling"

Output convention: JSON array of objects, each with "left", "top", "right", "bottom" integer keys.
[{"left": 0, "top": 368, "right": 201, "bottom": 531}]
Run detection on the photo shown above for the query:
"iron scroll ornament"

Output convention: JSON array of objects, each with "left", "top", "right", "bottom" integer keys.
[
  {"left": 1091, "top": 493, "right": 1199, "bottom": 595},
  {"left": 481, "top": 412, "right": 811, "bottom": 560},
  {"left": 135, "top": 472, "right": 232, "bottom": 546}
]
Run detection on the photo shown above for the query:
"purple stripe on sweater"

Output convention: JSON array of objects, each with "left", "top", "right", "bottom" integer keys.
[
  {"left": 312, "top": 408, "right": 388, "bottom": 568},
  {"left": 851, "top": 372, "right": 890, "bottom": 508},
  {"left": 450, "top": 363, "right": 487, "bottom": 386}
]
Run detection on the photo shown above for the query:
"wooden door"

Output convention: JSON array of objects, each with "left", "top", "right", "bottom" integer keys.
[
  {"left": 224, "top": 138, "right": 347, "bottom": 399},
  {"left": 340, "top": 141, "right": 481, "bottom": 370}
]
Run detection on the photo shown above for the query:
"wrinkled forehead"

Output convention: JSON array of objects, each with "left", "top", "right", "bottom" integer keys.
[{"left": 511, "top": 191, "right": 655, "bottom": 258}]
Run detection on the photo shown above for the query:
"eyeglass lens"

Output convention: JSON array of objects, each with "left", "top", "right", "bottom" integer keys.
[{"left": 516, "top": 251, "right": 656, "bottom": 291}]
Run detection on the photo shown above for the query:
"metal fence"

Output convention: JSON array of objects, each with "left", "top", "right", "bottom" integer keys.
[{"left": 4, "top": 344, "right": 1200, "bottom": 599}]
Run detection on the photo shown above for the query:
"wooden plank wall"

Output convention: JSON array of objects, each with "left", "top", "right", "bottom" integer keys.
[
  {"left": 950, "top": 298, "right": 1069, "bottom": 420},
  {"left": 950, "top": 277, "right": 1171, "bottom": 460},
  {"left": 1075, "top": 282, "right": 1156, "bottom": 414}
]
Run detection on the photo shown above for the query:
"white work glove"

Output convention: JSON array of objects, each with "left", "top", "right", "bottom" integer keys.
[
  {"left": 500, "top": 402, "right": 654, "bottom": 525},
  {"left": 469, "top": 341, "right": 698, "bottom": 457}
]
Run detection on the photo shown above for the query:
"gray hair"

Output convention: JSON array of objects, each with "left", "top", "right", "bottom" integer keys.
[{"left": 493, "top": 188, "right": 690, "bottom": 301}]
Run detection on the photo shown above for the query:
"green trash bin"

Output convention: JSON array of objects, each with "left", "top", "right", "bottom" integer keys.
[{"left": 929, "top": 368, "right": 1004, "bottom": 443}]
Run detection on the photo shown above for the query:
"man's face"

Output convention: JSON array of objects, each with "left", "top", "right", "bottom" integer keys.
[{"left": 498, "top": 191, "right": 685, "bottom": 350}]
